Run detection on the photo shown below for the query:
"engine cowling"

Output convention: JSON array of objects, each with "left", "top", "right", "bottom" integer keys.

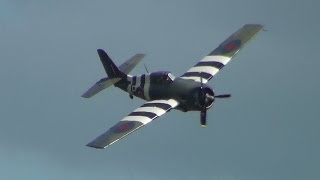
[{"left": 197, "top": 87, "right": 215, "bottom": 110}]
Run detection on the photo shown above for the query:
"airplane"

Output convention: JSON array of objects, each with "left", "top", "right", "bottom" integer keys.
[{"left": 82, "top": 24, "right": 263, "bottom": 149}]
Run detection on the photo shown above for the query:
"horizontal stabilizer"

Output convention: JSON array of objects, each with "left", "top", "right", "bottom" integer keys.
[
  {"left": 81, "top": 78, "right": 121, "bottom": 98},
  {"left": 119, "top": 53, "right": 145, "bottom": 74}
]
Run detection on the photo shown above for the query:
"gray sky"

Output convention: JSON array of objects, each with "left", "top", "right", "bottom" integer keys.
[{"left": 1, "top": 0, "right": 319, "bottom": 179}]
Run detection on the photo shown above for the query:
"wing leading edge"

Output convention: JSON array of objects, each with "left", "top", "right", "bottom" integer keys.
[
  {"left": 181, "top": 24, "right": 263, "bottom": 83},
  {"left": 87, "top": 99, "right": 179, "bottom": 149}
]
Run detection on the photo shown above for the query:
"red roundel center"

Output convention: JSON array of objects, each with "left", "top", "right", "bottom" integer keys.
[
  {"left": 222, "top": 39, "right": 241, "bottom": 53},
  {"left": 225, "top": 42, "right": 237, "bottom": 51},
  {"left": 118, "top": 123, "right": 130, "bottom": 132}
]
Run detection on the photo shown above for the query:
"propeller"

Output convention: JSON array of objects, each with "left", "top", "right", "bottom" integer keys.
[
  {"left": 199, "top": 76, "right": 209, "bottom": 127},
  {"left": 198, "top": 75, "right": 231, "bottom": 127},
  {"left": 215, "top": 94, "right": 231, "bottom": 98},
  {"left": 200, "top": 110, "right": 207, "bottom": 127}
]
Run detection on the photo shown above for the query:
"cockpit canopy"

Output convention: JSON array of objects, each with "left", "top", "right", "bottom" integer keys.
[{"left": 150, "top": 71, "right": 175, "bottom": 84}]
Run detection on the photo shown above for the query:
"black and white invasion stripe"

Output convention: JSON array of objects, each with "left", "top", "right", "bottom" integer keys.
[
  {"left": 127, "top": 74, "right": 151, "bottom": 100},
  {"left": 143, "top": 74, "right": 150, "bottom": 100},
  {"left": 181, "top": 55, "right": 231, "bottom": 83},
  {"left": 121, "top": 99, "right": 179, "bottom": 124}
]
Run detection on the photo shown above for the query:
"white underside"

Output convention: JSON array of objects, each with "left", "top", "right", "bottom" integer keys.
[
  {"left": 187, "top": 66, "right": 219, "bottom": 75},
  {"left": 180, "top": 76, "right": 208, "bottom": 83},
  {"left": 134, "top": 107, "right": 166, "bottom": 116},
  {"left": 122, "top": 115, "right": 153, "bottom": 124},
  {"left": 200, "top": 55, "right": 231, "bottom": 65},
  {"left": 121, "top": 99, "right": 179, "bottom": 125}
]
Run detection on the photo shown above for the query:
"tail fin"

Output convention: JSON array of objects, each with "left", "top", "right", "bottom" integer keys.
[
  {"left": 97, "top": 49, "right": 126, "bottom": 78},
  {"left": 82, "top": 50, "right": 144, "bottom": 98}
]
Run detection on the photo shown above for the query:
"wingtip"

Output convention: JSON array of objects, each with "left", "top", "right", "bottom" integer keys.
[
  {"left": 81, "top": 93, "right": 90, "bottom": 98},
  {"left": 86, "top": 143, "right": 106, "bottom": 149}
]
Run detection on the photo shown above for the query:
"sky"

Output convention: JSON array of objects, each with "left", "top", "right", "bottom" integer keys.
[{"left": 0, "top": 0, "right": 319, "bottom": 179}]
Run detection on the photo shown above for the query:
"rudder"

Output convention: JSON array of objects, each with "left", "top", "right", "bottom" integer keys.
[{"left": 97, "top": 49, "right": 126, "bottom": 78}]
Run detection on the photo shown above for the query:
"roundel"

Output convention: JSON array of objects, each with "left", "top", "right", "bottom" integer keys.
[
  {"left": 113, "top": 122, "right": 135, "bottom": 133},
  {"left": 222, "top": 39, "right": 241, "bottom": 54}
]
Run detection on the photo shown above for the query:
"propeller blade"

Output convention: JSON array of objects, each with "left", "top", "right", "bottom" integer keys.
[
  {"left": 200, "top": 110, "right": 207, "bottom": 127},
  {"left": 215, "top": 94, "right": 231, "bottom": 98}
]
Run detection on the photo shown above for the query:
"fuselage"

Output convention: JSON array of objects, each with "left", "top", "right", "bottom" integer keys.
[{"left": 114, "top": 71, "right": 215, "bottom": 112}]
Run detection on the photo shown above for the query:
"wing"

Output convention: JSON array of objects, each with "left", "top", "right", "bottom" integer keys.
[
  {"left": 86, "top": 99, "right": 179, "bottom": 149},
  {"left": 180, "top": 24, "right": 263, "bottom": 83}
]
